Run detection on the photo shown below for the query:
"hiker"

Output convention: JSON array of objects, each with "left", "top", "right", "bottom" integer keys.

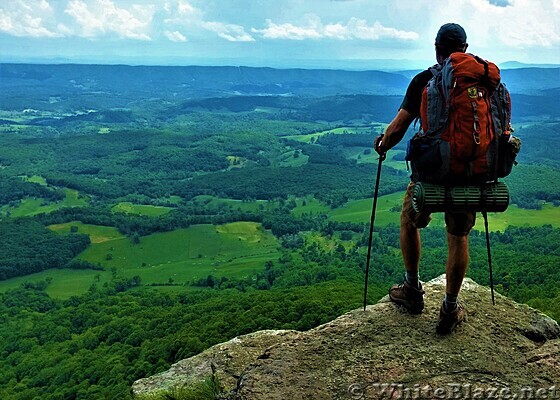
[{"left": 374, "top": 23, "right": 477, "bottom": 335}]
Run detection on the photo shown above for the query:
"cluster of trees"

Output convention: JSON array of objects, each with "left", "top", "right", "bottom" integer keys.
[
  {"left": 2, "top": 105, "right": 556, "bottom": 212},
  {"left": 0, "top": 275, "right": 379, "bottom": 399},
  {"left": 0, "top": 176, "right": 64, "bottom": 206},
  {"left": 0, "top": 219, "right": 90, "bottom": 280},
  {"left": 0, "top": 123, "right": 287, "bottom": 202},
  {"left": 180, "top": 163, "right": 407, "bottom": 204},
  {"left": 315, "top": 131, "right": 376, "bottom": 148},
  {"left": 505, "top": 164, "right": 560, "bottom": 209},
  {"left": 36, "top": 204, "right": 262, "bottom": 237}
]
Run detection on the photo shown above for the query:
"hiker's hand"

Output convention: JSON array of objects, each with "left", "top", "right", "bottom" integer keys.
[{"left": 374, "top": 135, "right": 386, "bottom": 156}]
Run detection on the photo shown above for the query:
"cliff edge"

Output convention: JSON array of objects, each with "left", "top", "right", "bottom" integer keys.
[{"left": 132, "top": 275, "right": 560, "bottom": 399}]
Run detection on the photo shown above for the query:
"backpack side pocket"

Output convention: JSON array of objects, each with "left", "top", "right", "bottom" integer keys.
[{"left": 407, "top": 134, "right": 450, "bottom": 182}]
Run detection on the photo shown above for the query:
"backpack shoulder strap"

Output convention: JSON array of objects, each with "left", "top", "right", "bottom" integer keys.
[
  {"left": 491, "top": 82, "right": 511, "bottom": 135},
  {"left": 428, "top": 64, "right": 442, "bottom": 77}
]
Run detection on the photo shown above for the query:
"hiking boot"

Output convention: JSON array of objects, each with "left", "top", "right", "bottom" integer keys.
[
  {"left": 389, "top": 280, "right": 425, "bottom": 314},
  {"left": 436, "top": 303, "right": 466, "bottom": 335}
]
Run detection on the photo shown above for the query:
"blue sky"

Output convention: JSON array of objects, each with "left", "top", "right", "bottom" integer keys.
[{"left": 1, "top": 0, "right": 559, "bottom": 68}]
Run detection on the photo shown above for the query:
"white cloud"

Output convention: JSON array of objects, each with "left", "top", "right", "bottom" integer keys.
[
  {"left": 253, "top": 15, "right": 419, "bottom": 41},
  {"left": 0, "top": 0, "right": 60, "bottom": 37},
  {"left": 56, "top": 23, "right": 73, "bottom": 36},
  {"left": 177, "top": 0, "right": 196, "bottom": 15},
  {"left": 164, "top": 0, "right": 201, "bottom": 23},
  {"left": 253, "top": 19, "right": 322, "bottom": 40},
  {"left": 164, "top": 30, "right": 187, "bottom": 42},
  {"left": 200, "top": 21, "right": 254, "bottom": 42},
  {"left": 423, "top": 0, "right": 560, "bottom": 48},
  {"left": 344, "top": 19, "right": 419, "bottom": 41},
  {"left": 64, "top": 0, "right": 154, "bottom": 40},
  {"left": 162, "top": 1, "right": 253, "bottom": 42}
]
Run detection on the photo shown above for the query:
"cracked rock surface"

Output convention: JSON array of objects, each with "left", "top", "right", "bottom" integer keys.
[{"left": 132, "top": 275, "right": 560, "bottom": 399}]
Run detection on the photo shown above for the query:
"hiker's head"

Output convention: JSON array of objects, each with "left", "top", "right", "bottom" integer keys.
[{"left": 435, "top": 23, "right": 468, "bottom": 64}]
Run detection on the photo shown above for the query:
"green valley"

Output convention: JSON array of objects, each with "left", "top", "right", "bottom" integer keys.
[{"left": 0, "top": 62, "right": 558, "bottom": 400}]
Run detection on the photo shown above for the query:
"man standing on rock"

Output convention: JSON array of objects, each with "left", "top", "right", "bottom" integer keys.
[{"left": 374, "top": 23, "right": 473, "bottom": 335}]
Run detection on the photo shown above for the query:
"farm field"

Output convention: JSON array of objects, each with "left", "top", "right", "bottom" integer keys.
[
  {"left": 112, "top": 202, "right": 173, "bottom": 216},
  {"left": 473, "top": 202, "right": 560, "bottom": 232},
  {"left": 77, "top": 221, "right": 279, "bottom": 284},
  {"left": 0, "top": 222, "right": 280, "bottom": 298},
  {"left": 48, "top": 221, "right": 124, "bottom": 243},
  {"left": 193, "top": 195, "right": 272, "bottom": 212},
  {"left": 292, "top": 196, "right": 332, "bottom": 216},
  {"left": 347, "top": 148, "right": 409, "bottom": 172},
  {"left": 282, "top": 126, "right": 379, "bottom": 143},
  {"left": 0, "top": 269, "right": 112, "bottom": 300},
  {"left": 328, "top": 191, "right": 405, "bottom": 225},
  {"left": 0, "top": 188, "right": 88, "bottom": 218},
  {"left": 22, "top": 175, "right": 48, "bottom": 185}
]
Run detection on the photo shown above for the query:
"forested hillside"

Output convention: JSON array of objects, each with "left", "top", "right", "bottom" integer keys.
[{"left": 0, "top": 63, "right": 558, "bottom": 399}]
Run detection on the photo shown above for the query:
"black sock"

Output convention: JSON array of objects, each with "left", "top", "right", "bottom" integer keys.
[
  {"left": 405, "top": 271, "right": 420, "bottom": 289},
  {"left": 443, "top": 293, "right": 458, "bottom": 312}
]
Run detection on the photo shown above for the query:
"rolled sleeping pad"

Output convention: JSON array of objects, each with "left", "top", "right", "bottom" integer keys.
[{"left": 412, "top": 182, "right": 509, "bottom": 213}]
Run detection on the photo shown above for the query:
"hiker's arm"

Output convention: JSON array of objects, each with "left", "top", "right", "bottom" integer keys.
[{"left": 376, "top": 108, "right": 415, "bottom": 153}]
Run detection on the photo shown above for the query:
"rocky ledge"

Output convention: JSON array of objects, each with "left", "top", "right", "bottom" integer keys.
[{"left": 132, "top": 275, "right": 559, "bottom": 399}]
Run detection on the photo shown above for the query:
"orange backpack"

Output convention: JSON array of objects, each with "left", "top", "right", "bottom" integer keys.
[{"left": 408, "top": 53, "right": 505, "bottom": 183}]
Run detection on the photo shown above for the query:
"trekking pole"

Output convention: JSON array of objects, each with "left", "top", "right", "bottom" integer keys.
[
  {"left": 482, "top": 211, "right": 496, "bottom": 305},
  {"left": 363, "top": 152, "right": 385, "bottom": 311}
]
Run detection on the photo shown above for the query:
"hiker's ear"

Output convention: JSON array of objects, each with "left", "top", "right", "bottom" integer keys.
[{"left": 463, "top": 43, "right": 469, "bottom": 52}]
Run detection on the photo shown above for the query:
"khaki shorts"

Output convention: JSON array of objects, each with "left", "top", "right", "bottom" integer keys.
[{"left": 401, "top": 182, "right": 475, "bottom": 236}]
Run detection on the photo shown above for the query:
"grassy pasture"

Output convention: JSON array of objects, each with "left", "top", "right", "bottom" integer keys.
[
  {"left": 78, "top": 222, "right": 279, "bottom": 284},
  {"left": 346, "top": 148, "right": 409, "bottom": 171},
  {"left": 22, "top": 175, "right": 48, "bottom": 185},
  {"left": 282, "top": 126, "right": 375, "bottom": 143},
  {"left": 278, "top": 150, "right": 309, "bottom": 167},
  {"left": 112, "top": 202, "right": 173, "bottom": 217},
  {"left": 193, "top": 195, "right": 272, "bottom": 212},
  {"left": 1, "top": 188, "right": 88, "bottom": 218},
  {"left": 0, "top": 269, "right": 113, "bottom": 300},
  {"left": 0, "top": 222, "right": 280, "bottom": 299},
  {"left": 291, "top": 196, "right": 331, "bottom": 216},
  {"left": 329, "top": 191, "right": 405, "bottom": 225},
  {"left": 473, "top": 202, "right": 560, "bottom": 232},
  {"left": 48, "top": 221, "right": 124, "bottom": 243},
  {"left": 226, "top": 155, "right": 247, "bottom": 169}
]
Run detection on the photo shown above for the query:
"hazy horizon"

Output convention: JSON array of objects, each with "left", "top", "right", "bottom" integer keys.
[{"left": 2, "top": 57, "right": 559, "bottom": 73}]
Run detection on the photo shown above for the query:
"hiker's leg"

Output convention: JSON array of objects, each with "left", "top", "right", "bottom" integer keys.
[
  {"left": 401, "top": 218, "right": 420, "bottom": 273},
  {"left": 400, "top": 182, "right": 430, "bottom": 283},
  {"left": 437, "top": 231, "right": 469, "bottom": 333},
  {"left": 445, "top": 232, "right": 469, "bottom": 296},
  {"left": 444, "top": 211, "right": 475, "bottom": 298},
  {"left": 389, "top": 182, "right": 430, "bottom": 313},
  {"left": 390, "top": 213, "right": 425, "bottom": 313},
  {"left": 437, "top": 212, "right": 473, "bottom": 333}
]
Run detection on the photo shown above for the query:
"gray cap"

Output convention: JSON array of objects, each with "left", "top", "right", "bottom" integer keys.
[{"left": 435, "top": 23, "right": 467, "bottom": 48}]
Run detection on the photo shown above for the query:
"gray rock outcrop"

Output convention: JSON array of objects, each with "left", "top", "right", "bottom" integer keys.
[{"left": 132, "top": 275, "right": 560, "bottom": 399}]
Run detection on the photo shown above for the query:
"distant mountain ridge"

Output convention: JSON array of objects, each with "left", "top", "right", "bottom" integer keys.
[
  {"left": 1, "top": 63, "right": 557, "bottom": 113},
  {"left": 0, "top": 64, "right": 410, "bottom": 104},
  {"left": 500, "top": 61, "right": 560, "bottom": 69}
]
